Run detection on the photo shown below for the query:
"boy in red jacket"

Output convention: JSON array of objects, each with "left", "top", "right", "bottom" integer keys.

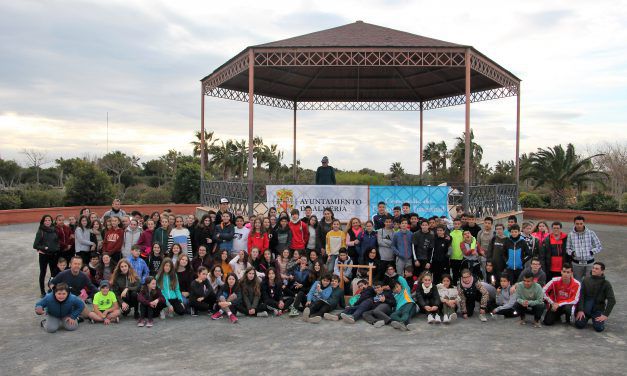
[
  {"left": 543, "top": 263, "right": 581, "bottom": 325},
  {"left": 288, "top": 209, "right": 309, "bottom": 252},
  {"left": 103, "top": 217, "right": 124, "bottom": 263}
]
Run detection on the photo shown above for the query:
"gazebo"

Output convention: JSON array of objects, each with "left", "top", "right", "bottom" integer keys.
[{"left": 200, "top": 21, "right": 521, "bottom": 215}]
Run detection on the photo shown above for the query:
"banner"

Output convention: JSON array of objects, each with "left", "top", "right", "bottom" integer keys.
[
  {"left": 266, "top": 185, "right": 369, "bottom": 222},
  {"left": 368, "top": 186, "right": 449, "bottom": 219}
]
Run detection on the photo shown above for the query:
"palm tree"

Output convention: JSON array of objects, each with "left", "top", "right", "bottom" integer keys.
[
  {"left": 208, "top": 141, "right": 237, "bottom": 180},
  {"left": 449, "top": 130, "right": 483, "bottom": 183},
  {"left": 233, "top": 139, "right": 248, "bottom": 179},
  {"left": 523, "top": 144, "right": 606, "bottom": 207},
  {"left": 389, "top": 162, "right": 405, "bottom": 185},
  {"left": 191, "top": 131, "right": 218, "bottom": 169},
  {"left": 423, "top": 141, "right": 449, "bottom": 178}
]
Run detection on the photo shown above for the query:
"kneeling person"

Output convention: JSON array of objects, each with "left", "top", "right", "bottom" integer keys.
[
  {"left": 513, "top": 271, "right": 545, "bottom": 327},
  {"left": 35, "top": 283, "right": 84, "bottom": 333},
  {"left": 543, "top": 263, "right": 580, "bottom": 325},
  {"left": 89, "top": 280, "right": 121, "bottom": 325}
]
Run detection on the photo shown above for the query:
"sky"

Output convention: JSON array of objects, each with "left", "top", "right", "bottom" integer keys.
[{"left": 1, "top": 0, "right": 626, "bottom": 174}]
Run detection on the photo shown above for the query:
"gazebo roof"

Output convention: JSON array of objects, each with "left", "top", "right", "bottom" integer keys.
[{"left": 202, "top": 21, "right": 520, "bottom": 111}]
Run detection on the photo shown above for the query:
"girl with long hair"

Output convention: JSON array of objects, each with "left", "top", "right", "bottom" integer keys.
[
  {"left": 261, "top": 267, "right": 294, "bottom": 316},
  {"left": 208, "top": 265, "right": 224, "bottom": 291},
  {"left": 248, "top": 218, "right": 269, "bottom": 254},
  {"left": 212, "top": 272, "right": 240, "bottom": 323},
  {"left": 345, "top": 217, "right": 363, "bottom": 263},
  {"left": 110, "top": 259, "right": 140, "bottom": 320},
  {"left": 229, "top": 249, "right": 251, "bottom": 280},
  {"left": 238, "top": 267, "right": 268, "bottom": 317},
  {"left": 175, "top": 254, "right": 194, "bottom": 305},
  {"left": 137, "top": 276, "right": 166, "bottom": 327},
  {"left": 155, "top": 258, "right": 186, "bottom": 317},
  {"left": 34, "top": 214, "right": 60, "bottom": 297}
]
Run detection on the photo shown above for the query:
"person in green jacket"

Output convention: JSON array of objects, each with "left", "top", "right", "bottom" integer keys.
[
  {"left": 152, "top": 217, "right": 170, "bottom": 254},
  {"left": 449, "top": 217, "right": 464, "bottom": 284},
  {"left": 315, "top": 156, "right": 336, "bottom": 185},
  {"left": 513, "top": 271, "right": 545, "bottom": 327}
]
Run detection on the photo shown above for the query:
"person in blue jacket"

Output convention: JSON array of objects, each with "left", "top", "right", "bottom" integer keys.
[
  {"left": 35, "top": 282, "right": 85, "bottom": 333},
  {"left": 503, "top": 224, "right": 530, "bottom": 283},
  {"left": 127, "top": 245, "right": 149, "bottom": 283},
  {"left": 290, "top": 274, "right": 333, "bottom": 316}
]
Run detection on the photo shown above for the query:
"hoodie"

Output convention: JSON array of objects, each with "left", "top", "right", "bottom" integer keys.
[
  {"left": 576, "top": 275, "right": 615, "bottom": 317},
  {"left": 33, "top": 225, "right": 60, "bottom": 254},
  {"left": 288, "top": 219, "right": 309, "bottom": 250},
  {"left": 122, "top": 227, "right": 142, "bottom": 258},
  {"left": 503, "top": 235, "right": 530, "bottom": 271},
  {"left": 35, "top": 293, "right": 85, "bottom": 320},
  {"left": 392, "top": 230, "right": 413, "bottom": 260}
]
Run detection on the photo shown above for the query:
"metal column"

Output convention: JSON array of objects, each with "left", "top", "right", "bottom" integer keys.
[
  {"left": 463, "top": 49, "right": 471, "bottom": 211},
  {"left": 419, "top": 101, "right": 423, "bottom": 184},
  {"left": 293, "top": 101, "right": 297, "bottom": 183},
  {"left": 247, "top": 50, "right": 255, "bottom": 216},
  {"left": 200, "top": 83, "right": 206, "bottom": 180}
]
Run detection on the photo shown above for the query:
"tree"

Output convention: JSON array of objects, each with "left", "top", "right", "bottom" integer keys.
[
  {"left": 55, "top": 157, "right": 86, "bottom": 187},
  {"left": 593, "top": 142, "right": 627, "bottom": 210},
  {"left": 143, "top": 159, "right": 169, "bottom": 187},
  {"left": 21, "top": 149, "right": 47, "bottom": 185},
  {"left": 64, "top": 160, "right": 114, "bottom": 205},
  {"left": 523, "top": 144, "right": 606, "bottom": 208},
  {"left": 389, "top": 162, "right": 405, "bottom": 184},
  {"left": 99, "top": 151, "right": 140, "bottom": 186},
  {"left": 191, "top": 130, "right": 218, "bottom": 170},
  {"left": 172, "top": 162, "right": 200, "bottom": 204},
  {"left": 209, "top": 141, "right": 237, "bottom": 180},
  {"left": 449, "top": 130, "right": 483, "bottom": 184},
  {"left": 488, "top": 160, "right": 515, "bottom": 184},
  {"left": 423, "top": 141, "right": 448, "bottom": 179},
  {"left": 0, "top": 158, "right": 22, "bottom": 188}
]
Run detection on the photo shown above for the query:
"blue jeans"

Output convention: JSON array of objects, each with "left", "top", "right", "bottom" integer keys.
[{"left": 575, "top": 310, "right": 605, "bottom": 332}]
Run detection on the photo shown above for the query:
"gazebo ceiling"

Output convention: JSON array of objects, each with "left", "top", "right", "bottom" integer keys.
[{"left": 202, "top": 21, "right": 520, "bottom": 110}]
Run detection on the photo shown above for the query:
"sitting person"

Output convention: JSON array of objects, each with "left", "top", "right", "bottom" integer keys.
[
  {"left": 457, "top": 268, "right": 489, "bottom": 322},
  {"left": 492, "top": 273, "right": 518, "bottom": 318},
  {"left": 437, "top": 274, "right": 459, "bottom": 323},
  {"left": 371, "top": 275, "right": 416, "bottom": 331},
  {"left": 156, "top": 258, "right": 186, "bottom": 317},
  {"left": 575, "top": 262, "right": 615, "bottom": 332},
  {"left": 290, "top": 255, "right": 311, "bottom": 297},
  {"left": 361, "top": 281, "right": 397, "bottom": 327},
  {"left": 485, "top": 261, "right": 498, "bottom": 287},
  {"left": 333, "top": 248, "right": 353, "bottom": 290},
  {"left": 543, "top": 263, "right": 581, "bottom": 325},
  {"left": 404, "top": 265, "right": 419, "bottom": 293},
  {"left": 88, "top": 280, "right": 121, "bottom": 325},
  {"left": 189, "top": 266, "right": 217, "bottom": 316},
  {"left": 35, "top": 282, "right": 84, "bottom": 333},
  {"left": 413, "top": 272, "right": 442, "bottom": 325},
  {"left": 261, "top": 267, "right": 294, "bottom": 316},
  {"left": 513, "top": 271, "right": 546, "bottom": 327},
  {"left": 238, "top": 267, "right": 269, "bottom": 317},
  {"left": 333, "top": 279, "right": 372, "bottom": 323},
  {"left": 292, "top": 274, "right": 333, "bottom": 317},
  {"left": 305, "top": 275, "right": 344, "bottom": 324},
  {"left": 137, "top": 276, "right": 166, "bottom": 328},
  {"left": 110, "top": 259, "right": 141, "bottom": 320},
  {"left": 49, "top": 256, "right": 97, "bottom": 299},
  {"left": 517, "top": 257, "right": 546, "bottom": 286},
  {"left": 212, "top": 272, "right": 241, "bottom": 324}
]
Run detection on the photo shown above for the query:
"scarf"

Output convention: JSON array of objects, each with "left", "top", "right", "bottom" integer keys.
[
  {"left": 461, "top": 278, "right": 473, "bottom": 289},
  {"left": 422, "top": 283, "right": 432, "bottom": 294}
]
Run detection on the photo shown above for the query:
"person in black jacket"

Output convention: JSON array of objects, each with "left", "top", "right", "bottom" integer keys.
[
  {"left": 412, "top": 221, "right": 434, "bottom": 276},
  {"left": 334, "top": 280, "right": 375, "bottom": 324},
  {"left": 261, "top": 267, "right": 294, "bottom": 315},
  {"left": 34, "top": 215, "right": 60, "bottom": 297},
  {"left": 412, "top": 272, "right": 442, "bottom": 325},
  {"left": 49, "top": 256, "right": 97, "bottom": 300},
  {"left": 194, "top": 215, "right": 214, "bottom": 255},
  {"left": 362, "top": 281, "right": 397, "bottom": 327},
  {"left": 431, "top": 225, "right": 451, "bottom": 285},
  {"left": 189, "top": 266, "right": 216, "bottom": 316},
  {"left": 238, "top": 267, "right": 269, "bottom": 317},
  {"left": 304, "top": 275, "right": 343, "bottom": 323}
]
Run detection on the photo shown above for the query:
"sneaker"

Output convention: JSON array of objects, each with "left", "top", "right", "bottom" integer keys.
[
  {"left": 146, "top": 320, "right": 153, "bottom": 328},
  {"left": 190, "top": 308, "right": 198, "bottom": 317},
  {"left": 449, "top": 312, "right": 457, "bottom": 321},
  {"left": 77, "top": 317, "right": 84, "bottom": 323},
  {"left": 407, "top": 323, "right": 420, "bottom": 331},
  {"left": 427, "top": 314, "right": 434, "bottom": 324},
  {"left": 373, "top": 320, "right": 385, "bottom": 328},
  {"left": 390, "top": 321, "right": 408, "bottom": 331},
  {"left": 308, "top": 316, "right": 322, "bottom": 324},
  {"left": 159, "top": 309, "right": 166, "bottom": 320},
  {"left": 275, "top": 310, "right": 284, "bottom": 317},
  {"left": 434, "top": 314, "right": 442, "bottom": 324},
  {"left": 288, "top": 306, "right": 299, "bottom": 317},
  {"left": 479, "top": 314, "right": 487, "bottom": 322},
  {"left": 323, "top": 313, "right": 339, "bottom": 321},
  {"left": 340, "top": 313, "right": 355, "bottom": 324},
  {"left": 137, "top": 319, "right": 145, "bottom": 327},
  {"left": 442, "top": 314, "right": 450, "bottom": 324},
  {"left": 519, "top": 319, "right": 527, "bottom": 325},
  {"left": 256, "top": 311, "right": 269, "bottom": 317},
  {"left": 229, "top": 314, "right": 238, "bottom": 324},
  {"left": 115, "top": 317, "right": 120, "bottom": 324},
  {"left": 40, "top": 319, "right": 46, "bottom": 328},
  {"left": 302, "top": 307, "right": 310, "bottom": 322},
  {"left": 533, "top": 321, "right": 542, "bottom": 328},
  {"left": 211, "top": 311, "right": 223, "bottom": 320}
]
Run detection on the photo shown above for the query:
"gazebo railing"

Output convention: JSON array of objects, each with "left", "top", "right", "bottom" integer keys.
[
  {"left": 201, "top": 180, "right": 268, "bottom": 216},
  {"left": 467, "top": 184, "right": 518, "bottom": 218}
]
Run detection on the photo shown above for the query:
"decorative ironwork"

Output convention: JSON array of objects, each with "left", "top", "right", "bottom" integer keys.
[
  {"left": 470, "top": 54, "right": 519, "bottom": 91},
  {"left": 201, "top": 180, "right": 269, "bottom": 216},
  {"left": 467, "top": 184, "right": 518, "bottom": 218},
  {"left": 423, "top": 86, "right": 518, "bottom": 111},
  {"left": 203, "top": 54, "right": 249, "bottom": 90},
  {"left": 205, "top": 87, "right": 295, "bottom": 110},
  {"left": 297, "top": 101, "right": 420, "bottom": 111},
  {"left": 254, "top": 49, "right": 467, "bottom": 67}
]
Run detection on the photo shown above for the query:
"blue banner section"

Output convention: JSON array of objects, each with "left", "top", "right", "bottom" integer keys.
[{"left": 369, "top": 186, "right": 449, "bottom": 219}]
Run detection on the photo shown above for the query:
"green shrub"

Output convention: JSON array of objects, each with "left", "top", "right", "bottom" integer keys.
[
  {"left": 172, "top": 162, "right": 200, "bottom": 204},
  {"left": 65, "top": 161, "right": 114, "bottom": 206},
  {"left": 336, "top": 171, "right": 386, "bottom": 185},
  {"left": 123, "top": 184, "right": 146, "bottom": 204},
  {"left": 519, "top": 192, "right": 545, "bottom": 208},
  {"left": 622, "top": 193, "right": 627, "bottom": 212},
  {"left": 573, "top": 193, "right": 619, "bottom": 212},
  {"left": 20, "top": 188, "right": 64, "bottom": 208},
  {"left": 141, "top": 186, "right": 171, "bottom": 204},
  {"left": 0, "top": 191, "right": 22, "bottom": 210}
]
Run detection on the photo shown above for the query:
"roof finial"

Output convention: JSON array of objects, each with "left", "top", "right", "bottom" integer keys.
[{"left": 356, "top": 20, "right": 363, "bottom": 23}]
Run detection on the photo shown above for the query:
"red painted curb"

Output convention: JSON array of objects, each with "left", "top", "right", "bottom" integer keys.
[{"left": 523, "top": 208, "right": 627, "bottom": 226}]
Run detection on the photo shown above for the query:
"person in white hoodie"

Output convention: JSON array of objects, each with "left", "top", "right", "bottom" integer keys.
[
  {"left": 122, "top": 219, "right": 142, "bottom": 258},
  {"left": 436, "top": 274, "right": 458, "bottom": 323}
]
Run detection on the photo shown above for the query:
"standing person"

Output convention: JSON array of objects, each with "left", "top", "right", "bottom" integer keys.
[
  {"left": 522, "top": 222, "right": 542, "bottom": 269},
  {"left": 575, "top": 262, "right": 615, "bottom": 332},
  {"left": 288, "top": 209, "right": 309, "bottom": 254},
  {"left": 110, "top": 259, "right": 141, "bottom": 320},
  {"left": 122, "top": 219, "right": 142, "bottom": 259},
  {"left": 35, "top": 283, "right": 85, "bottom": 333},
  {"left": 460, "top": 230, "right": 482, "bottom": 279},
  {"left": 324, "top": 219, "right": 345, "bottom": 272},
  {"left": 315, "top": 156, "right": 336, "bottom": 185},
  {"left": 543, "top": 221, "right": 569, "bottom": 280},
  {"left": 136, "top": 219, "right": 155, "bottom": 257},
  {"left": 300, "top": 206, "right": 313, "bottom": 225},
  {"left": 152, "top": 217, "right": 170, "bottom": 255},
  {"left": 392, "top": 219, "right": 413, "bottom": 276},
  {"left": 232, "top": 216, "right": 250, "bottom": 254},
  {"left": 91, "top": 219, "right": 104, "bottom": 253},
  {"left": 358, "top": 220, "right": 378, "bottom": 265},
  {"left": 503, "top": 224, "right": 530, "bottom": 283},
  {"left": 74, "top": 215, "right": 95, "bottom": 267},
  {"left": 513, "top": 271, "right": 545, "bottom": 328},
  {"left": 476, "top": 217, "right": 494, "bottom": 279},
  {"left": 461, "top": 214, "right": 481, "bottom": 238},
  {"left": 376, "top": 216, "right": 396, "bottom": 273},
  {"left": 532, "top": 221, "right": 550, "bottom": 246},
  {"left": 146, "top": 244, "right": 164, "bottom": 277},
  {"left": 449, "top": 217, "right": 464, "bottom": 284},
  {"left": 317, "top": 208, "right": 334, "bottom": 259},
  {"left": 248, "top": 218, "right": 269, "bottom": 254},
  {"left": 372, "top": 202, "right": 389, "bottom": 230},
  {"left": 214, "top": 198, "right": 235, "bottom": 226},
  {"left": 543, "top": 263, "right": 581, "bottom": 326},
  {"left": 102, "top": 198, "right": 127, "bottom": 220},
  {"left": 102, "top": 216, "right": 124, "bottom": 264},
  {"left": 214, "top": 212, "right": 235, "bottom": 256},
  {"left": 34, "top": 215, "right": 60, "bottom": 297},
  {"left": 345, "top": 217, "right": 363, "bottom": 264},
  {"left": 566, "top": 216, "right": 603, "bottom": 281},
  {"left": 194, "top": 215, "right": 214, "bottom": 255},
  {"left": 431, "top": 225, "right": 451, "bottom": 285},
  {"left": 168, "top": 216, "right": 193, "bottom": 259},
  {"left": 412, "top": 220, "right": 434, "bottom": 276},
  {"left": 305, "top": 216, "right": 319, "bottom": 255},
  {"left": 488, "top": 223, "right": 508, "bottom": 276},
  {"left": 55, "top": 214, "right": 75, "bottom": 263}
]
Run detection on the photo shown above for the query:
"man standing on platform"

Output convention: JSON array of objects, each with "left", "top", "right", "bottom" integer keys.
[{"left": 315, "top": 156, "right": 336, "bottom": 185}]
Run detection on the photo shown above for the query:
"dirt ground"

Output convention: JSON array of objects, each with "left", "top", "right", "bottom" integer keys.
[{"left": 0, "top": 222, "right": 625, "bottom": 375}]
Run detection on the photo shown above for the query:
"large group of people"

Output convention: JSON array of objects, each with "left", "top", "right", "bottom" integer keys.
[{"left": 34, "top": 198, "right": 615, "bottom": 334}]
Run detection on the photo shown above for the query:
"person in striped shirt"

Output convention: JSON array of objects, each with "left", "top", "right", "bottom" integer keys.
[{"left": 566, "top": 216, "right": 602, "bottom": 282}]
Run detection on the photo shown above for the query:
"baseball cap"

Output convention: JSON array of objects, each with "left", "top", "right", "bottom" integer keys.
[
  {"left": 220, "top": 198, "right": 229, "bottom": 204},
  {"left": 321, "top": 156, "right": 329, "bottom": 163},
  {"left": 99, "top": 280, "right": 110, "bottom": 288}
]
